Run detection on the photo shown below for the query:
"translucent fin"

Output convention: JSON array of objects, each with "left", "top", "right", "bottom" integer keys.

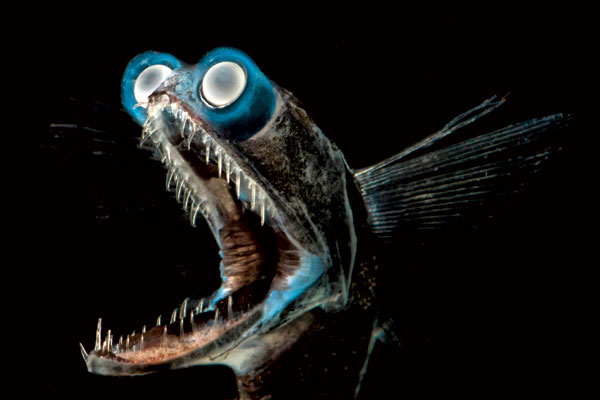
[
  {"left": 355, "top": 95, "right": 508, "bottom": 178},
  {"left": 355, "top": 108, "right": 572, "bottom": 239}
]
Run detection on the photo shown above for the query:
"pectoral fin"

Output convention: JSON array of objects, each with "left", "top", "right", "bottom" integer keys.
[{"left": 355, "top": 103, "right": 572, "bottom": 239}]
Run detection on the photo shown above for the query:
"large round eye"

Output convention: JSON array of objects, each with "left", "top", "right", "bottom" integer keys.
[
  {"left": 201, "top": 61, "right": 246, "bottom": 107},
  {"left": 133, "top": 64, "right": 173, "bottom": 106}
]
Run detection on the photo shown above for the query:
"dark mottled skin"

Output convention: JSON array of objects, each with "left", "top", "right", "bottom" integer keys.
[
  {"left": 237, "top": 88, "right": 356, "bottom": 281},
  {"left": 233, "top": 177, "right": 380, "bottom": 400}
]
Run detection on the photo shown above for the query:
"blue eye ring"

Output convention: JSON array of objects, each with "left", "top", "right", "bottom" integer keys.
[
  {"left": 121, "top": 51, "right": 183, "bottom": 125},
  {"left": 193, "top": 48, "right": 276, "bottom": 140}
]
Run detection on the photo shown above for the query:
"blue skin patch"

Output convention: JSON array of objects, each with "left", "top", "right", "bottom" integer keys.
[{"left": 262, "top": 255, "right": 326, "bottom": 322}]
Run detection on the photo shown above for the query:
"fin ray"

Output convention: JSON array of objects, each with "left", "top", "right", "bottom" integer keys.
[{"left": 355, "top": 109, "right": 571, "bottom": 238}]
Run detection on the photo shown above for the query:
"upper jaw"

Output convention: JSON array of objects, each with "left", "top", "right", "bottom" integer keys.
[{"left": 142, "top": 93, "right": 281, "bottom": 234}]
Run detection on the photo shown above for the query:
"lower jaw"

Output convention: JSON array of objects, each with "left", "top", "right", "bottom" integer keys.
[{"left": 85, "top": 304, "right": 265, "bottom": 375}]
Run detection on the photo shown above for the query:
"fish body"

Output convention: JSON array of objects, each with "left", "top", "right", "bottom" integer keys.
[{"left": 81, "top": 48, "right": 570, "bottom": 399}]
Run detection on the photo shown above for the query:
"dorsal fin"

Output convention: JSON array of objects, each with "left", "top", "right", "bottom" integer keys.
[{"left": 354, "top": 98, "right": 572, "bottom": 240}]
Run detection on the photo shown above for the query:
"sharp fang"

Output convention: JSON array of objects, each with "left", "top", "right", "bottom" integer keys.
[
  {"left": 236, "top": 170, "right": 241, "bottom": 199},
  {"left": 176, "top": 179, "right": 184, "bottom": 201},
  {"left": 190, "top": 204, "right": 200, "bottom": 227},
  {"left": 218, "top": 150, "right": 223, "bottom": 177},
  {"left": 180, "top": 118, "right": 187, "bottom": 138},
  {"left": 156, "top": 315, "right": 162, "bottom": 326},
  {"left": 228, "top": 295, "right": 233, "bottom": 318},
  {"left": 126, "top": 335, "right": 130, "bottom": 353},
  {"left": 195, "top": 298, "right": 205, "bottom": 314},
  {"left": 180, "top": 319, "right": 184, "bottom": 337},
  {"left": 187, "top": 129, "right": 196, "bottom": 150},
  {"left": 107, "top": 330, "right": 112, "bottom": 351},
  {"left": 140, "top": 128, "right": 156, "bottom": 146},
  {"left": 260, "top": 199, "right": 265, "bottom": 226},
  {"left": 95, "top": 318, "right": 102, "bottom": 351},
  {"left": 183, "top": 190, "right": 192, "bottom": 210},
  {"left": 170, "top": 309, "right": 178, "bottom": 324},
  {"left": 205, "top": 143, "right": 210, "bottom": 164},
  {"left": 119, "top": 335, "right": 123, "bottom": 351},
  {"left": 190, "top": 310, "right": 196, "bottom": 332},
  {"left": 226, "top": 158, "right": 231, "bottom": 183},
  {"left": 214, "top": 309, "right": 219, "bottom": 324},
  {"left": 80, "top": 343, "right": 89, "bottom": 362},
  {"left": 181, "top": 298, "right": 189, "bottom": 319},
  {"left": 166, "top": 168, "right": 175, "bottom": 189},
  {"left": 251, "top": 182, "right": 256, "bottom": 210}
]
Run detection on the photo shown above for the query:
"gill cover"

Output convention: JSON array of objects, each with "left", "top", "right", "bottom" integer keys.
[{"left": 121, "top": 48, "right": 357, "bottom": 312}]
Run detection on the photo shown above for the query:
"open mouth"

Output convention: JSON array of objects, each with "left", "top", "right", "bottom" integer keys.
[{"left": 82, "top": 92, "right": 307, "bottom": 375}]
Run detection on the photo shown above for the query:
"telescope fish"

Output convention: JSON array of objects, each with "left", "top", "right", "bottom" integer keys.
[{"left": 80, "top": 48, "right": 570, "bottom": 399}]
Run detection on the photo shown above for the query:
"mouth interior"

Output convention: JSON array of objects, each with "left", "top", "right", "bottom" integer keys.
[{"left": 86, "top": 95, "right": 302, "bottom": 368}]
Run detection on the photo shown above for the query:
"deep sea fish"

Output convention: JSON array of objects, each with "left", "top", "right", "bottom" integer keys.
[{"left": 79, "top": 47, "right": 571, "bottom": 399}]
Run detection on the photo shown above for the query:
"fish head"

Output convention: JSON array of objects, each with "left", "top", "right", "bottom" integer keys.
[{"left": 84, "top": 48, "right": 358, "bottom": 375}]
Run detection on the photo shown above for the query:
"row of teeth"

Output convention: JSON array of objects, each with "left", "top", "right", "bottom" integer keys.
[
  {"left": 141, "top": 94, "right": 277, "bottom": 227},
  {"left": 83, "top": 296, "right": 236, "bottom": 358}
]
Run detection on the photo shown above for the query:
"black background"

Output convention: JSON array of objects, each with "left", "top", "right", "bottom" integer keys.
[{"left": 21, "top": 5, "right": 593, "bottom": 398}]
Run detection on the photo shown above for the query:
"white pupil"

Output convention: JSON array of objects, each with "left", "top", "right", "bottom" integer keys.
[
  {"left": 134, "top": 64, "right": 173, "bottom": 106},
  {"left": 201, "top": 62, "right": 246, "bottom": 107}
]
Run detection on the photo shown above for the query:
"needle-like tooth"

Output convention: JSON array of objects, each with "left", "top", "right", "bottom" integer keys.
[
  {"left": 214, "top": 309, "right": 219, "bottom": 325},
  {"left": 260, "top": 198, "right": 265, "bottom": 226},
  {"left": 140, "top": 127, "right": 156, "bottom": 146},
  {"left": 156, "top": 315, "right": 162, "bottom": 327},
  {"left": 141, "top": 333, "right": 144, "bottom": 351},
  {"left": 142, "top": 325, "right": 146, "bottom": 334},
  {"left": 187, "top": 129, "right": 196, "bottom": 150},
  {"left": 126, "top": 335, "right": 130, "bottom": 352},
  {"left": 180, "top": 318, "right": 184, "bottom": 336},
  {"left": 218, "top": 150, "right": 223, "bottom": 177},
  {"left": 226, "top": 157, "right": 231, "bottom": 183},
  {"left": 183, "top": 190, "right": 192, "bottom": 210},
  {"left": 205, "top": 142, "right": 210, "bottom": 164},
  {"left": 195, "top": 298, "right": 205, "bottom": 314},
  {"left": 176, "top": 179, "right": 184, "bottom": 201},
  {"left": 102, "top": 338, "right": 107, "bottom": 352},
  {"left": 251, "top": 182, "right": 256, "bottom": 210},
  {"left": 95, "top": 318, "right": 102, "bottom": 351},
  {"left": 235, "top": 170, "right": 241, "bottom": 199},
  {"left": 190, "top": 310, "right": 196, "bottom": 333},
  {"left": 80, "top": 343, "right": 89, "bottom": 362},
  {"left": 190, "top": 204, "right": 200, "bottom": 227},
  {"left": 170, "top": 308, "right": 178, "bottom": 324},
  {"left": 166, "top": 168, "right": 175, "bottom": 189},
  {"left": 228, "top": 295, "right": 233, "bottom": 318},
  {"left": 119, "top": 335, "right": 123, "bottom": 352},
  {"left": 180, "top": 117, "right": 187, "bottom": 138},
  {"left": 181, "top": 298, "right": 189, "bottom": 319},
  {"left": 107, "top": 330, "right": 112, "bottom": 352}
]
